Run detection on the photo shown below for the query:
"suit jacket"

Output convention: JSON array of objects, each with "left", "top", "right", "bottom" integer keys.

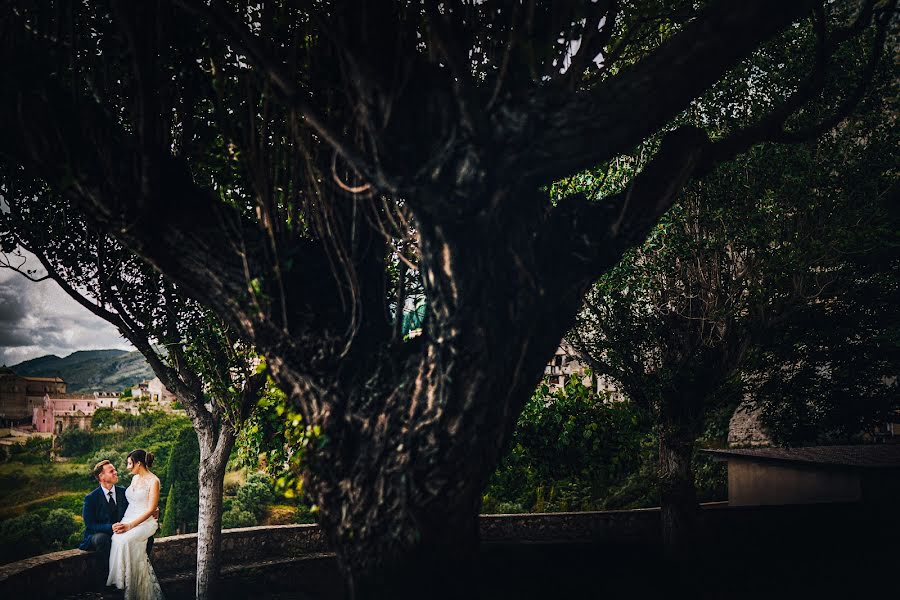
[{"left": 79, "top": 485, "right": 128, "bottom": 550}]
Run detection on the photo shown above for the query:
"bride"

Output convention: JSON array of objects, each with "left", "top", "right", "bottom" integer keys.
[{"left": 107, "top": 449, "right": 165, "bottom": 599}]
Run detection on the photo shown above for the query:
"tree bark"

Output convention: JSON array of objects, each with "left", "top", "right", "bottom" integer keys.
[
  {"left": 195, "top": 427, "right": 236, "bottom": 600},
  {"left": 658, "top": 418, "right": 699, "bottom": 557}
]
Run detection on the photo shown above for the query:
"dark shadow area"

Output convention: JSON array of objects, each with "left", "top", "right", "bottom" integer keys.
[{"left": 142, "top": 504, "right": 895, "bottom": 600}]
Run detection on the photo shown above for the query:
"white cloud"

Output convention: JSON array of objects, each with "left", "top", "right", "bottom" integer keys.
[{"left": 0, "top": 255, "right": 133, "bottom": 366}]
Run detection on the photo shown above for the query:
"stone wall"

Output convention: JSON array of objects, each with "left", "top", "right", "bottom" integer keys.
[
  {"left": 727, "top": 401, "right": 772, "bottom": 447},
  {"left": 0, "top": 504, "right": 865, "bottom": 599}
]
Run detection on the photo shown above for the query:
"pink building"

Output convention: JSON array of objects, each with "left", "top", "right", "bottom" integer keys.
[{"left": 33, "top": 396, "right": 104, "bottom": 434}]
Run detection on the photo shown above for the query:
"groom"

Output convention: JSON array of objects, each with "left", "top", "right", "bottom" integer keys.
[{"left": 79, "top": 460, "right": 156, "bottom": 588}]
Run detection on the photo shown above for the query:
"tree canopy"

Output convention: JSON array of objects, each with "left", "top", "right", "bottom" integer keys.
[{"left": 0, "top": 1, "right": 895, "bottom": 597}]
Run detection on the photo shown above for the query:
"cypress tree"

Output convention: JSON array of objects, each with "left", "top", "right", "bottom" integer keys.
[
  {"left": 162, "top": 427, "right": 200, "bottom": 534},
  {"left": 160, "top": 483, "right": 179, "bottom": 536}
]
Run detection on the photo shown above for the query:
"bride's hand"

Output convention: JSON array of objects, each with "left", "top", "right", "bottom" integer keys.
[{"left": 114, "top": 522, "right": 132, "bottom": 533}]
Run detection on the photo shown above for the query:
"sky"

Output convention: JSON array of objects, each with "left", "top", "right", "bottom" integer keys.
[{"left": 0, "top": 250, "right": 134, "bottom": 366}]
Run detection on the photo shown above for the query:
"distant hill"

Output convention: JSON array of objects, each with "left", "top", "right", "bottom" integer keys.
[{"left": 8, "top": 350, "right": 155, "bottom": 394}]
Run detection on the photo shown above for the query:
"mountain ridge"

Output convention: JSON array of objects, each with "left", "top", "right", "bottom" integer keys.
[{"left": 7, "top": 349, "right": 154, "bottom": 394}]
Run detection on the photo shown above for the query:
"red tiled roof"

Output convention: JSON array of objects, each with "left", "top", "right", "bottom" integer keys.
[{"left": 701, "top": 445, "right": 900, "bottom": 469}]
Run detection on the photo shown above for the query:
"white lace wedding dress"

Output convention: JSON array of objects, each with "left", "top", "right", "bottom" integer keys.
[{"left": 107, "top": 473, "right": 164, "bottom": 600}]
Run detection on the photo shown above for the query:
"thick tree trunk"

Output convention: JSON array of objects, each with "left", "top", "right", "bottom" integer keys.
[
  {"left": 195, "top": 428, "right": 235, "bottom": 600},
  {"left": 658, "top": 421, "right": 699, "bottom": 556},
  {"left": 261, "top": 185, "right": 600, "bottom": 600}
]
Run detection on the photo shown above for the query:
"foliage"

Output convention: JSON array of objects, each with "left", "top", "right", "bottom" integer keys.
[
  {"left": 0, "top": 507, "right": 84, "bottom": 565},
  {"left": 159, "top": 427, "right": 200, "bottom": 536},
  {"left": 91, "top": 407, "right": 118, "bottom": 430},
  {"left": 0, "top": 513, "right": 44, "bottom": 564},
  {"left": 86, "top": 449, "right": 128, "bottom": 474},
  {"left": 485, "top": 377, "right": 648, "bottom": 513},
  {"left": 743, "top": 77, "right": 900, "bottom": 445},
  {"left": 160, "top": 483, "right": 180, "bottom": 537},
  {"left": 221, "top": 504, "right": 256, "bottom": 530},
  {"left": 39, "top": 508, "right": 81, "bottom": 550},
  {"left": 234, "top": 380, "right": 323, "bottom": 503},
  {"left": 57, "top": 427, "right": 93, "bottom": 457},
  {"left": 11, "top": 436, "right": 54, "bottom": 464},
  {"left": 486, "top": 375, "right": 729, "bottom": 513},
  {"left": 235, "top": 472, "right": 275, "bottom": 519}
]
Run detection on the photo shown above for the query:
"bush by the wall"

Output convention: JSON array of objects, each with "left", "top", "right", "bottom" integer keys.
[
  {"left": 236, "top": 472, "right": 274, "bottom": 519},
  {"left": 221, "top": 504, "right": 256, "bottom": 529}
]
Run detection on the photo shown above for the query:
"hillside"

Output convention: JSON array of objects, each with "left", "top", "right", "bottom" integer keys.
[{"left": 9, "top": 349, "right": 154, "bottom": 393}]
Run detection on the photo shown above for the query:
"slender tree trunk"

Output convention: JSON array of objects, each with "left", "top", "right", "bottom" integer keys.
[
  {"left": 658, "top": 418, "right": 699, "bottom": 556},
  {"left": 195, "top": 427, "right": 236, "bottom": 600}
]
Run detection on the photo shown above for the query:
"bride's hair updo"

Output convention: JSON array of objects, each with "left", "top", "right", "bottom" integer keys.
[{"left": 127, "top": 449, "right": 155, "bottom": 469}]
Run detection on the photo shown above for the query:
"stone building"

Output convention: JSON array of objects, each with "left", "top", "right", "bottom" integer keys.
[
  {"left": 147, "top": 377, "right": 177, "bottom": 404},
  {"left": 33, "top": 396, "right": 99, "bottom": 434},
  {"left": 543, "top": 340, "right": 625, "bottom": 402},
  {"left": 0, "top": 367, "right": 66, "bottom": 425},
  {"left": 132, "top": 377, "right": 176, "bottom": 405},
  {"left": 32, "top": 390, "right": 152, "bottom": 434},
  {"left": 726, "top": 401, "right": 773, "bottom": 448}
]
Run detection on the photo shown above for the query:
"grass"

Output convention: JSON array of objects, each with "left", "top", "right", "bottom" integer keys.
[
  {"left": 0, "top": 462, "right": 94, "bottom": 508},
  {"left": 0, "top": 492, "right": 86, "bottom": 520}
]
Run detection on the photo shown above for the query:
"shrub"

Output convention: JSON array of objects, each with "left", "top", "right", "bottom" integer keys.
[
  {"left": 221, "top": 502, "right": 256, "bottom": 529},
  {"left": 12, "top": 436, "right": 54, "bottom": 463},
  {"left": 91, "top": 407, "right": 117, "bottom": 430},
  {"left": 40, "top": 509, "right": 81, "bottom": 550},
  {"left": 58, "top": 427, "right": 93, "bottom": 457},
  {"left": 236, "top": 472, "right": 274, "bottom": 519},
  {"left": 495, "top": 501, "right": 525, "bottom": 514},
  {"left": 0, "top": 513, "right": 44, "bottom": 563},
  {"left": 87, "top": 449, "right": 127, "bottom": 473},
  {"left": 293, "top": 504, "right": 317, "bottom": 524}
]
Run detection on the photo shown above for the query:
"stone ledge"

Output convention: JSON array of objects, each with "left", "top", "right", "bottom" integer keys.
[{"left": 0, "top": 503, "right": 864, "bottom": 599}]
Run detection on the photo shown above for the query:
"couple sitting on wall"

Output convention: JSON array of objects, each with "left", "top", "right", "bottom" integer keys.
[{"left": 80, "top": 451, "right": 164, "bottom": 599}]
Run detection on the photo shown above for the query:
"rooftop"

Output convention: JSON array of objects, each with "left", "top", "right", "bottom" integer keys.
[{"left": 701, "top": 444, "right": 900, "bottom": 469}]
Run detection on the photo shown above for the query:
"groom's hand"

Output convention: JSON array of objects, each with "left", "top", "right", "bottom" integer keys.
[{"left": 152, "top": 508, "right": 160, "bottom": 520}]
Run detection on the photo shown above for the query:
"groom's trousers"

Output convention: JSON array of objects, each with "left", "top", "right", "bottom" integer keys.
[{"left": 87, "top": 532, "right": 112, "bottom": 587}]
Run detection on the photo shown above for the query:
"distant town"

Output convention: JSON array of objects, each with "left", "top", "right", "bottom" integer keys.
[{"left": 0, "top": 366, "right": 182, "bottom": 447}]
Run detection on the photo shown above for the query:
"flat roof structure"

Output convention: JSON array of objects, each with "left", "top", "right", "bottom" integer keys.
[{"left": 701, "top": 444, "right": 900, "bottom": 470}]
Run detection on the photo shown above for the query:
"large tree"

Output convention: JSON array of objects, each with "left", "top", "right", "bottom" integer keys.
[
  {"left": 571, "top": 52, "right": 897, "bottom": 551},
  {"left": 0, "top": 1, "right": 893, "bottom": 597}
]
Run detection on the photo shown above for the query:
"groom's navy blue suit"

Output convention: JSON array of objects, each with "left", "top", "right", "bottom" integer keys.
[{"left": 80, "top": 485, "right": 128, "bottom": 550}]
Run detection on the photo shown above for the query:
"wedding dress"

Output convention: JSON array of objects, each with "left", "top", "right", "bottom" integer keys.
[{"left": 107, "top": 473, "right": 165, "bottom": 600}]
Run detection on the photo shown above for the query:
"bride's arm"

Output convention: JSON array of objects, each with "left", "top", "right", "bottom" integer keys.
[{"left": 120, "top": 478, "right": 161, "bottom": 531}]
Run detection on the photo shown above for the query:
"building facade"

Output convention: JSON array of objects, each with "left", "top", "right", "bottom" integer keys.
[
  {"left": 0, "top": 367, "right": 67, "bottom": 425},
  {"left": 543, "top": 340, "right": 625, "bottom": 402}
]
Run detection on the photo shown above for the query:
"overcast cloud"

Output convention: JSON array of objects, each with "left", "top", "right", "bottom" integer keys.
[{"left": 0, "top": 254, "right": 133, "bottom": 366}]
